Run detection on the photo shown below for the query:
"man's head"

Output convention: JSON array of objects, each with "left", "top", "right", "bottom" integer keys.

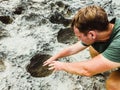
[
  {"left": 71, "top": 5, "right": 109, "bottom": 45},
  {"left": 71, "top": 5, "right": 109, "bottom": 34}
]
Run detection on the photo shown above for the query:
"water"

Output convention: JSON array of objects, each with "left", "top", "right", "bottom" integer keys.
[{"left": 0, "top": 0, "right": 120, "bottom": 90}]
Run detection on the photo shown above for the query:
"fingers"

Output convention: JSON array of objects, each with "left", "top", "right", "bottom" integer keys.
[
  {"left": 48, "top": 62, "right": 55, "bottom": 70},
  {"left": 48, "top": 66, "right": 55, "bottom": 70},
  {"left": 48, "top": 63, "right": 54, "bottom": 67},
  {"left": 43, "top": 60, "right": 52, "bottom": 66},
  {"left": 48, "top": 61, "right": 58, "bottom": 72},
  {"left": 48, "top": 61, "right": 62, "bottom": 71},
  {"left": 43, "top": 59, "right": 56, "bottom": 66},
  {"left": 43, "top": 60, "right": 56, "bottom": 70},
  {"left": 43, "top": 60, "right": 61, "bottom": 72},
  {"left": 48, "top": 66, "right": 57, "bottom": 73},
  {"left": 43, "top": 61, "right": 48, "bottom": 66}
]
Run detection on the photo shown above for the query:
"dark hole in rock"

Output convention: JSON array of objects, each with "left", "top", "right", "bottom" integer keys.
[
  {"left": 50, "top": 3, "right": 55, "bottom": 8},
  {"left": 0, "top": 16, "right": 13, "bottom": 24},
  {"left": 55, "top": 1, "right": 65, "bottom": 8},
  {"left": 49, "top": 11, "right": 71, "bottom": 26},
  {"left": 57, "top": 28, "right": 78, "bottom": 44},
  {"left": 66, "top": 8, "right": 72, "bottom": 16},
  {"left": 13, "top": 6, "right": 24, "bottom": 15},
  {"left": 25, "top": 13, "right": 39, "bottom": 21},
  {"left": 26, "top": 54, "right": 53, "bottom": 77}
]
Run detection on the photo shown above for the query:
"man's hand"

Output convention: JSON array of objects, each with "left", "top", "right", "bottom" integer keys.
[
  {"left": 43, "top": 58, "right": 56, "bottom": 66},
  {"left": 48, "top": 61, "right": 65, "bottom": 72}
]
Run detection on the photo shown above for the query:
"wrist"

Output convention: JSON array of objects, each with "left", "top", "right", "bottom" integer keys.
[
  {"left": 51, "top": 55, "right": 60, "bottom": 61},
  {"left": 61, "top": 62, "right": 68, "bottom": 71}
]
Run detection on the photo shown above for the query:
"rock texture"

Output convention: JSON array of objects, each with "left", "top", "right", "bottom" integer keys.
[{"left": 0, "top": 0, "right": 120, "bottom": 90}]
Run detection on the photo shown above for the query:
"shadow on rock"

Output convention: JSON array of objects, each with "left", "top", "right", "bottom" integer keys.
[
  {"left": 26, "top": 54, "right": 53, "bottom": 78},
  {"left": 13, "top": 6, "right": 25, "bottom": 15},
  {"left": 57, "top": 28, "right": 78, "bottom": 44}
]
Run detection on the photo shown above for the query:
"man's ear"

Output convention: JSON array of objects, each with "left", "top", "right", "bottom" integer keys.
[{"left": 88, "top": 31, "right": 96, "bottom": 39}]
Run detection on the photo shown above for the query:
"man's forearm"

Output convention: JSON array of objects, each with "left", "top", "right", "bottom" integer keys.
[
  {"left": 53, "top": 42, "right": 87, "bottom": 60},
  {"left": 62, "top": 62, "right": 92, "bottom": 76}
]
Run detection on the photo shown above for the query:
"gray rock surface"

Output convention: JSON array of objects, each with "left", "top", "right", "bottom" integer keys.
[{"left": 0, "top": 0, "right": 120, "bottom": 90}]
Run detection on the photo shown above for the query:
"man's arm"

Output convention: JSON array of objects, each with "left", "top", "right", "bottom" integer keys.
[
  {"left": 49, "top": 54, "right": 120, "bottom": 76},
  {"left": 43, "top": 41, "right": 87, "bottom": 66}
]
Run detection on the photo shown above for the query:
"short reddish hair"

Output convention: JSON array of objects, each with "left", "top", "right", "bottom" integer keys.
[{"left": 71, "top": 5, "right": 109, "bottom": 34}]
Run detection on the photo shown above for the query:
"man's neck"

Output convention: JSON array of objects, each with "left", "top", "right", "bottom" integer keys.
[{"left": 96, "top": 23, "right": 114, "bottom": 42}]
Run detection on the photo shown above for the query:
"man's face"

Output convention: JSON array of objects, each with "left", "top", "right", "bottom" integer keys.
[{"left": 74, "top": 27, "right": 95, "bottom": 45}]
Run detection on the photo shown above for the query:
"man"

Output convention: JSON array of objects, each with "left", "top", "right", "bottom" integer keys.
[{"left": 43, "top": 5, "right": 120, "bottom": 90}]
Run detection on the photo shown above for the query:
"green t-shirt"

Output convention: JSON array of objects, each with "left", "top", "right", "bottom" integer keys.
[{"left": 91, "top": 18, "right": 120, "bottom": 63}]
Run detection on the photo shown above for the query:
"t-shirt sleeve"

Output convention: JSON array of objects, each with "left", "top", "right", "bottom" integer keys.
[{"left": 102, "top": 38, "right": 120, "bottom": 63}]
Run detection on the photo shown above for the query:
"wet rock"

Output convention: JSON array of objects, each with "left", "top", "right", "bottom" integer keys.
[
  {"left": 26, "top": 54, "right": 53, "bottom": 77},
  {"left": 0, "top": 16, "right": 13, "bottom": 24},
  {"left": 49, "top": 11, "right": 71, "bottom": 26},
  {"left": 57, "top": 28, "right": 77, "bottom": 44}
]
